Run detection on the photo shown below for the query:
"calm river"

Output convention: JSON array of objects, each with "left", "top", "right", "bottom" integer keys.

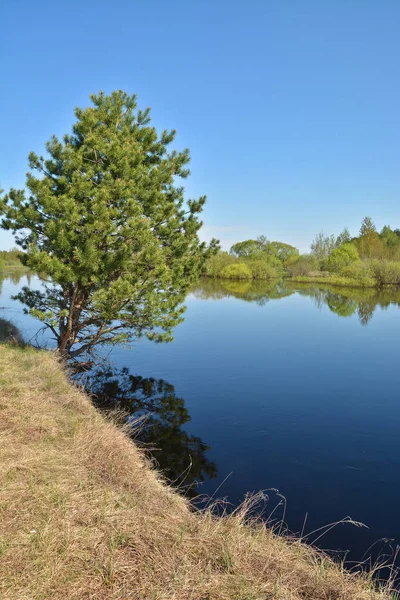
[{"left": 2, "top": 272, "right": 400, "bottom": 565}]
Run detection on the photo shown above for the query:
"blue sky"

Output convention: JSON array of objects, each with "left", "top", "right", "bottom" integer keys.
[{"left": 1, "top": 0, "right": 399, "bottom": 252}]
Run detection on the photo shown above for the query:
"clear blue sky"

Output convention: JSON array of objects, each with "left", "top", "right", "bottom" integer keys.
[{"left": 1, "top": 0, "right": 399, "bottom": 252}]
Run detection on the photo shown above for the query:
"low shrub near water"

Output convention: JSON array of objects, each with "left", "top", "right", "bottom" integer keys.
[
  {"left": 369, "top": 260, "right": 400, "bottom": 285},
  {"left": 245, "top": 259, "right": 279, "bottom": 279},
  {"left": 339, "top": 262, "right": 376, "bottom": 286},
  {"left": 326, "top": 243, "right": 359, "bottom": 272},
  {"left": 219, "top": 262, "right": 252, "bottom": 279},
  {"left": 219, "top": 260, "right": 278, "bottom": 280},
  {"left": 204, "top": 251, "right": 236, "bottom": 278},
  {"left": 339, "top": 261, "right": 400, "bottom": 286},
  {"left": 286, "top": 254, "right": 320, "bottom": 276}
]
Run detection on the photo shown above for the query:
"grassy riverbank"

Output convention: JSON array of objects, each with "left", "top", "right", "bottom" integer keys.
[
  {"left": 0, "top": 344, "right": 395, "bottom": 599},
  {"left": 288, "top": 275, "right": 377, "bottom": 288},
  {"left": 203, "top": 262, "right": 400, "bottom": 290}
]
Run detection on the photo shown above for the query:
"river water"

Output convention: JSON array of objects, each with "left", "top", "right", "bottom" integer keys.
[{"left": 2, "top": 272, "right": 400, "bottom": 566}]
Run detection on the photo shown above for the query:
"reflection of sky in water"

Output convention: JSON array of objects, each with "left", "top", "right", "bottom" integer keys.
[
  {"left": 2, "top": 274, "right": 400, "bottom": 561},
  {"left": 0, "top": 275, "right": 54, "bottom": 347}
]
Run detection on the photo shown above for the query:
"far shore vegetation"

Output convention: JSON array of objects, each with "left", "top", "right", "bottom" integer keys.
[
  {"left": 204, "top": 217, "right": 400, "bottom": 288},
  {"left": 0, "top": 249, "right": 29, "bottom": 271}
]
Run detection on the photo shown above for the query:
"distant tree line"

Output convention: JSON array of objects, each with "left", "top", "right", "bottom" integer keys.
[
  {"left": 304, "top": 217, "right": 400, "bottom": 286},
  {"left": 204, "top": 217, "right": 400, "bottom": 287},
  {"left": 204, "top": 236, "right": 299, "bottom": 280},
  {"left": 0, "top": 249, "right": 26, "bottom": 270}
]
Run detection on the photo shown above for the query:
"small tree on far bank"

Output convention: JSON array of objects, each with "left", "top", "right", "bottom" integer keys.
[
  {"left": 357, "top": 216, "right": 385, "bottom": 259},
  {"left": 359, "top": 216, "right": 376, "bottom": 237},
  {"left": 310, "top": 231, "right": 336, "bottom": 261},
  {"left": 0, "top": 91, "right": 218, "bottom": 363}
]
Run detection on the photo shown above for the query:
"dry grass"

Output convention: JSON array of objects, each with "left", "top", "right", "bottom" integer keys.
[{"left": 0, "top": 344, "right": 395, "bottom": 599}]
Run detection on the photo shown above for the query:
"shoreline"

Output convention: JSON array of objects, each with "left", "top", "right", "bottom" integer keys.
[
  {"left": 202, "top": 274, "right": 400, "bottom": 290},
  {"left": 0, "top": 342, "right": 394, "bottom": 599}
]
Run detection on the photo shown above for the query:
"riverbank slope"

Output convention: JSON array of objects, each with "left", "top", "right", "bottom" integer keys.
[{"left": 0, "top": 344, "right": 393, "bottom": 599}]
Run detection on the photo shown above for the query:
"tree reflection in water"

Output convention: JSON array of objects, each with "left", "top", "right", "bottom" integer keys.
[
  {"left": 192, "top": 278, "right": 400, "bottom": 326},
  {"left": 0, "top": 270, "right": 29, "bottom": 295},
  {"left": 295, "top": 284, "right": 400, "bottom": 325},
  {"left": 85, "top": 367, "right": 217, "bottom": 496}
]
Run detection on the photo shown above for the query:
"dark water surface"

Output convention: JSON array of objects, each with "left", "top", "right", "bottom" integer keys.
[{"left": 2, "top": 272, "right": 400, "bottom": 565}]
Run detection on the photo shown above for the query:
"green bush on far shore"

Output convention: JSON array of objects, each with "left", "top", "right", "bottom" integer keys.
[
  {"left": 340, "top": 263, "right": 376, "bottom": 286},
  {"left": 326, "top": 243, "right": 359, "bottom": 272},
  {"left": 219, "top": 263, "right": 252, "bottom": 279},
  {"left": 291, "top": 260, "right": 400, "bottom": 288},
  {"left": 370, "top": 260, "right": 400, "bottom": 285},
  {"left": 205, "top": 252, "right": 280, "bottom": 280},
  {"left": 203, "top": 251, "right": 236, "bottom": 278},
  {"left": 285, "top": 254, "right": 319, "bottom": 276},
  {"left": 208, "top": 257, "right": 279, "bottom": 281},
  {"left": 245, "top": 259, "right": 279, "bottom": 280}
]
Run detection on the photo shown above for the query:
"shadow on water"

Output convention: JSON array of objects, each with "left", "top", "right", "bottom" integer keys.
[
  {"left": 81, "top": 367, "right": 217, "bottom": 497},
  {"left": 192, "top": 277, "right": 400, "bottom": 325}
]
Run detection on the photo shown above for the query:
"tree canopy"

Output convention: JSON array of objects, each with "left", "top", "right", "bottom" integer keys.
[
  {"left": 0, "top": 91, "right": 218, "bottom": 363},
  {"left": 310, "top": 232, "right": 336, "bottom": 260},
  {"left": 229, "top": 236, "right": 298, "bottom": 263},
  {"left": 268, "top": 241, "right": 299, "bottom": 262},
  {"left": 326, "top": 243, "right": 359, "bottom": 272},
  {"left": 229, "top": 237, "right": 268, "bottom": 259}
]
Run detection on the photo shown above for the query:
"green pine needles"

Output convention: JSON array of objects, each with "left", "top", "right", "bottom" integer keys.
[{"left": 0, "top": 91, "right": 218, "bottom": 363}]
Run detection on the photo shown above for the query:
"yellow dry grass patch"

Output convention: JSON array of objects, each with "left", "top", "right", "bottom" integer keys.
[{"left": 0, "top": 345, "right": 394, "bottom": 599}]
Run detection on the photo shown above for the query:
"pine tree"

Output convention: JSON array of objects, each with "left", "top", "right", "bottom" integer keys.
[{"left": 0, "top": 91, "right": 218, "bottom": 363}]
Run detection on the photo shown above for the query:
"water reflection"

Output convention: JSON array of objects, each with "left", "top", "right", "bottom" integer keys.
[
  {"left": 192, "top": 278, "right": 400, "bottom": 326},
  {"left": 193, "top": 278, "right": 292, "bottom": 305},
  {"left": 0, "top": 270, "right": 31, "bottom": 295},
  {"left": 84, "top": 367, "right": 217, "bottom": 495}
]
